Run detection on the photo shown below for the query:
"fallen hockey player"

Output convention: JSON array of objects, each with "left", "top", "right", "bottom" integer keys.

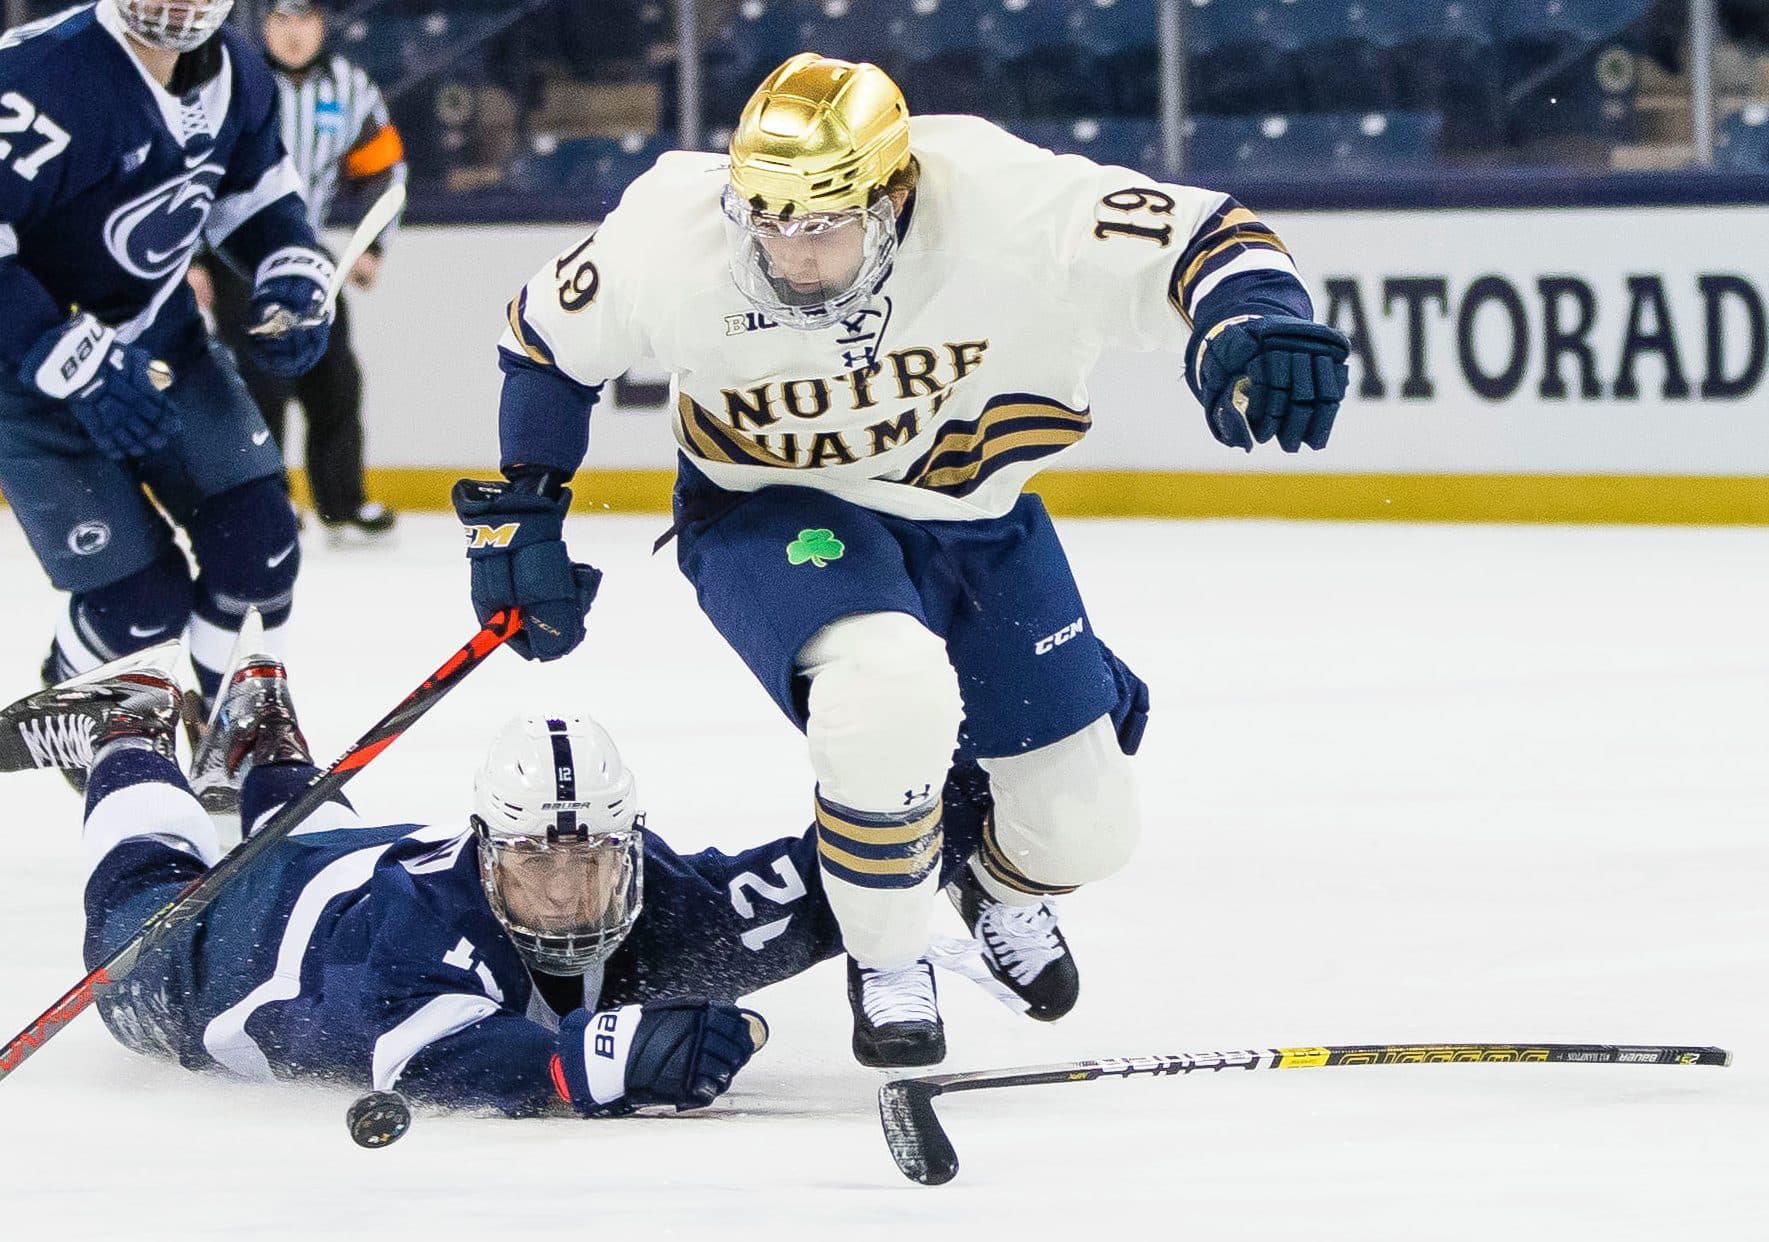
[{"left": 0, "top": 634, "right": 1117, "bottom": 1113}]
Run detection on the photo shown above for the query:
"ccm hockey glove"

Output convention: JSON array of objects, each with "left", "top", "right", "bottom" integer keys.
[
  {"left": 21, "top": 313, "right": 182, "bottom": 459},
  {"left": 551, "top": 999, "right": 769, "bottom": 1117},
  {"left": 1189, "top": 314, "right": 1349, "bottom": 453},
  {"left": 453, "top": 473, "right": 601, "bottom": 661}
]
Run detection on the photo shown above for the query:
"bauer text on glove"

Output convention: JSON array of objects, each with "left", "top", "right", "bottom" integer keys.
[
  {"left": 20, "top": 313, "right": 182, "bottom": 460},
  {"left": 240, "top": 247, "right": 334, "bottom": 378},
  {"left": 550, "top": 999, "right": 768, "bottom": 1116}
]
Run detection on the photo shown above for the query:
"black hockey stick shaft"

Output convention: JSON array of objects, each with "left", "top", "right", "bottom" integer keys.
[
  {"left": 878, "top": 1042, "right": 1733, "bottom": 1186},
  {"left": 0, "top": 608, "right": 523, "bottom": 1082}
]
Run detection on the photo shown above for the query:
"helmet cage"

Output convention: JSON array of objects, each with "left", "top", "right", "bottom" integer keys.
[
  {"left": 473, "top": 815, "right": 644, "bottom": 975},
  {"left": 117, "top": 0, "right": 235, "bottom": 51},
  {"left": 720, "top": 185, "right": 899, "bottom": 331}
]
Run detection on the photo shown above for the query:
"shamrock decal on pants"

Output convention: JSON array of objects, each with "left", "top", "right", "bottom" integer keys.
[{"left": 787, "top": 528, "right": 845, "bottom": 568}]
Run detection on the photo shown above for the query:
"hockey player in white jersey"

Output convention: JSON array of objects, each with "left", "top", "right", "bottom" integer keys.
[{"left": 457, "top": 55, "right": 1350, "bottom": 1067}]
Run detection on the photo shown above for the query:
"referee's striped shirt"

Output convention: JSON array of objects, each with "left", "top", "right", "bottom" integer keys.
[{"left": 274, "top": 52, "right": 408, "bottom": 245}]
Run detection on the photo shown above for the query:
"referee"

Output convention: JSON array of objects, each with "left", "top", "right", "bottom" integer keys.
[{"left": 194, "top": 0, "right": 407, "bottom": 544}]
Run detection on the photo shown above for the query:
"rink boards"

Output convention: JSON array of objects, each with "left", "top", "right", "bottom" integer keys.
[{"left": 333, "top": 207, "right": 1765, "bottom": 523}]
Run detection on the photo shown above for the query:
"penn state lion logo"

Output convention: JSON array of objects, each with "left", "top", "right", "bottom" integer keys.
[
  {"left": 67, "top": 521, "right": 110, "bottom": 556},
  {"left": 103, "top": 164, "right": 225, "bottom": 280}
]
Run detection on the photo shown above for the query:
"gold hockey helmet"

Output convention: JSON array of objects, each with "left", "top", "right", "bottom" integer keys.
[
  {"left": 728, "top": 54, "right": 913, "bottom": 216},
  {"left": 721, "top": 55, "right": 917, "bottom": 329}
]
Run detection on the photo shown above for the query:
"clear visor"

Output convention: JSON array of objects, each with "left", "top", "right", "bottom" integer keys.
[
  {"left": 118, "top": 0, "right": 234, "bottom": 52},
  {"left": 477, "top": 826, "right": 643, "bottom": 974},
  {"left": 720, "top": 185, "right": 899, "bottom": 331}
]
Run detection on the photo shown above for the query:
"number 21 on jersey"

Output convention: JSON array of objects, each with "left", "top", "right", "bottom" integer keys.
[{"left": 728, "top": 856, "right": 808, "bottom": 952}]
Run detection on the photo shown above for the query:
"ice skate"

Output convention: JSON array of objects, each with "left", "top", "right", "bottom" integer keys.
[
  {"left": 0, "top": 642, "right": 183, "bottom": 775},
  {"left": 189, "top": 610, "right": 311, "bottom": 814},
  {"left": 39, "top": 646, "right": 85, "bottom": 793},
  {"left": 948, "top": 863, "right": 1080, "bottom": 1022},
  {"left": 847, "top": 956, "right": 946, "bottom": 1068},
  {"left": 322, "top": 501, "right": 397, "bottom": 548}
]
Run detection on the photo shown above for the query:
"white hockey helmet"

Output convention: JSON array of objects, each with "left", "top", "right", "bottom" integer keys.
[
  {"left": 116, "top": 0, "right": 235, "bottom": 52},
  {"left": 472, "top": 715, "right": 643, "bottom": 975}
]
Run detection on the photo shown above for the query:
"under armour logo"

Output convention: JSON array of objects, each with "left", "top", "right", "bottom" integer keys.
[
  {"left": 903, "top": 783, "right": 931, "bottom": 807},
  {"left": 835, "top": 298, "right": 891, "bottom": 371}
]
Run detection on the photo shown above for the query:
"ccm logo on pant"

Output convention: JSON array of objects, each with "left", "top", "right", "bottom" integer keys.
[{"left": 1034, "top": 617, "right": 1085, "bottom": 655}]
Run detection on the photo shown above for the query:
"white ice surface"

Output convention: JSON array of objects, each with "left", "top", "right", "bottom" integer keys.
[{"left": 0, "top": 513, "right": 1763, "bottom": 1240}]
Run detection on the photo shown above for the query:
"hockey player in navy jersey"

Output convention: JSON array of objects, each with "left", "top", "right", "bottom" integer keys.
[
  {"left": 0, "top": 1, "right": 333, "bottom": 715},
  {"left": 0, "top": 636, "right": 1096, "bottom": 1113}
]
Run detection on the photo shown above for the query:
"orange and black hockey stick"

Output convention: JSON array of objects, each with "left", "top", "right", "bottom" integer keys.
[
  {"left": 879, "top": 1042, "right": 1733, "bottom": 1185},
  {"left": 0, "top": 608, "right": 523, "bottom": 1083}
]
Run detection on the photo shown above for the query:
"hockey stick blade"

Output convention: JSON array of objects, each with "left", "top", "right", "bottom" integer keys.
[
  {"left": 247, "top": 181, "right": 406, "bottom": 336},
  {"left": 879, "top": 1080, "right": 957, "bottom": 1186},
  {"left": 877, "top": 1042, "right": 1732, "bottom": 1185},
  {"left": 320, "top": 181, "right": 405, "bottom": 318},
  {"left": 0, "top": 608, "right": 522, "bottom": 1082}
]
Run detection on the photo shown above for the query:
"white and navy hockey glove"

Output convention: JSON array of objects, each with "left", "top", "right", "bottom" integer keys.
[
  {"left": 20, "top": 313, "right": 182, "bottom": 459},
  {"left": 550, "top": 999, "right": 768, "bottom": 1117},
  {"left": 241, "top": 247, "right": 335, "bottom": 378}
]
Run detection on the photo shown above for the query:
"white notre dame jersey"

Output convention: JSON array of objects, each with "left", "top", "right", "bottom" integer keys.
[{"left": 502, "top": 115, "right": 1307, "bottom": 522}]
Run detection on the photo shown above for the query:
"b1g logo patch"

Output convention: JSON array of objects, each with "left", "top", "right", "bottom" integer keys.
[
  {"left": 724, "top": 310, "right": 778, "bottom": 336},
  {"left": 67, "top": 521, "right": 110, "bottom": 556},
  {"left": 787, "top": 529, "right": 844, "bottom": 568}
]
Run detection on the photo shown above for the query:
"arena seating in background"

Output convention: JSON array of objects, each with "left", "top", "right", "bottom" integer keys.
[
  {"left": 701, "top": 0, "right": 1659, "bottom": 158},
  {"left": 1006, "top": 109, "right": 1441, "bottom": 174},
  {"left": 498, "top": 105, "right": 1437, "bottom": 202},
  {"left": 1716, "top": 104, "right": 1769, "bottom": 171},
  {"left": 1005, "top": 115, "right": 1163, "bottom": 167},
  {"left": 337, "top": 3, "right": 516, "bottom": 99},
  {"left": 507, "top": 132, "right": 677, "bottom": 216},
  {"left": 342, "top": 0, "right": 1670, "bottom": 207},
  {"left": 1187, "top": 110, "right": 1444, "bottom": 174}
]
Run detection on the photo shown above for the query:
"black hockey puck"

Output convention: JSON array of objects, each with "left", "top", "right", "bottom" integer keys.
[{"left": 347, "top": 1090, "right": 411, "bottom": 1149}]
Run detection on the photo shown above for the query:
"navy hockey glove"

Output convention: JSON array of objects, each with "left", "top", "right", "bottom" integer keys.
[
  {"left": 1189, "top": 314, "right": 1349, "bottom": 453},
  {"left": 551, "top": 999, "right": 768, "bottom": 1117},
  {"left": 240, "top": 249, "right": 335, "bottom": 378},
  {"left": 453, "top": 473, "right": 601, "bottom": 662},
  {"left": 20, "top": 313, "right": 182, "bottom": 460}
]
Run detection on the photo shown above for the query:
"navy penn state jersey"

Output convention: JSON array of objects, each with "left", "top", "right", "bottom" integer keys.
[
  {"left": 88, "top": 782, "right": 989, "bottom": 1115},
  {"left": 0, "top": 2, "right": 317, "bottom": 375}
]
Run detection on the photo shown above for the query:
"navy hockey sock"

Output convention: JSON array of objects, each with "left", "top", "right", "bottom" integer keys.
[
  {"left": 185, "top": 478, "right": 300, "bottom": 702},
  {"left": 240, "top": 760, "right": 353, "bottom": 838},
  {"left": 53, "top": 553, "right": 194, "bottom": 679}
]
